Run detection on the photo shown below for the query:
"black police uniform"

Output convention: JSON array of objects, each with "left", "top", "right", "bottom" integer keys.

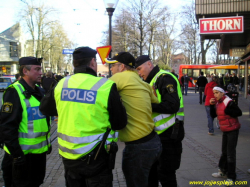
[
  {"left": 145, "top": 66, "right": 185, "bottom": 187},
  {"left": 39, "top": 47, "right": 127, "bottom": 187},
  {"left": 1, "top": 78, "right": 51, "bottom": 187}
]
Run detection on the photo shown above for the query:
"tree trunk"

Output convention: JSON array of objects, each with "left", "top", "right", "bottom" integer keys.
[{"left": 201, "top": 36, "right": 205, "bottom": 64}]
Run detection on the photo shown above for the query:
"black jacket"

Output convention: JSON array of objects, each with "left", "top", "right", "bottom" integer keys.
[
  {"left": 196, "top": 75, "right": 208, "bottom": 88},
  {"left": 39, "top": 67, "right": 127, "bottom": 131},
  {"left": 232, "top": 76, "right": 239, "bottom": 85},
  {"left": 42, "top": 77, "right": 57, "bottom": 93},
  {"left": 0, "top": 78, "right": 50, "bottom": 158},
  {"left": 210, "top": 100, "right": 242, "bottom": 119},
  {"left": 145, "top": 66, "right": 181, "bottom": 140}
]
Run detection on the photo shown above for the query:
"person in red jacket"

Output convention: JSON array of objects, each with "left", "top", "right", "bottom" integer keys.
[
  {"left": 204, "top": 76, "right": 219, "bottom": 135},
  {"left": 210, "top": 86, "right": 242, "bottom": 186}
]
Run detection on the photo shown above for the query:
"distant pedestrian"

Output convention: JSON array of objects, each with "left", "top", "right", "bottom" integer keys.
[
  {"left": 171, "top": 69, "right": 178, "bottom": 78},
  {"left": 210, "top": 86, "right": 242, "bottom": 186},
  {"left": 223, "top": 73, "right": 230, "bottom": 90},
  {"left": 239, "top": 75, "right": 244, "bottom": 91},
  {"left": 12, "top": 73, "right": 21, "bottom": 83},
  {"left": 231, "top": 72, "right": 239, "bottom": 86},
  {"left": 15, "top": 73, "right": 21, "bottom": 81},
  {"left": 219, "top": 74, "right": 224, "bottom": 89},
  {"left": 42, "top": 71, "right": 57, "bottom": 93},
  {"left": 196, "top": 72, "right": 208, "bottom": 104},
  {"left": 206, "top": 74, "right": 212, "bottom": 83},
  {"left": 184, "top": 74, "right": 192, "bottom": 95},
  {"left": 204, "top": 76, "right": 219, "bottom": 135},
  {"left": 64, "top": 72, "right": 70, "bottom": 77},
  {"left": 180, "top": 74, "right": 185, "bottom": 94}
]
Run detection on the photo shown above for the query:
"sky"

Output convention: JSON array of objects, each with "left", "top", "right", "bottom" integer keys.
[{"left": 0, "top": 0, "right": 190, "bottom": 62}]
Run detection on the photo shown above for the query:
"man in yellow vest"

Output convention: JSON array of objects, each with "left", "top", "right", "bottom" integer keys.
[
  {"left": 0, "top": 57, "right": 51, "bottom": 187},
  {"left": 105, "top": 52, "right": 162, "bottom": 187},
  {"left": 39, "top": 47, "right": 127, "bottom": 187},
  {"left": 135, "top": 55, "right": 185, "bottom": 187}
]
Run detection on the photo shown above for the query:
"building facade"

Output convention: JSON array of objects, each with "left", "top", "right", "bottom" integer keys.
[
  {"left": 0, "top": 23, "right": 26, "bottom": 75},
  {"left": 195, "top": 0, "right": 250, "bottom": 98}
]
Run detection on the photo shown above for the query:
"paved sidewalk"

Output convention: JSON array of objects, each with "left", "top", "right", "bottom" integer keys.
[{"left": 1, "top": 90, "right": 250, "bottom": 187}]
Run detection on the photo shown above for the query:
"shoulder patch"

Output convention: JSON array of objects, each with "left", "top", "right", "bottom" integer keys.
[
  {"left": 166, "top": 84, "right": 175, "bottom": 94},
  {"left": 2, "top": 102, "right": 13, "bottom": 113}
]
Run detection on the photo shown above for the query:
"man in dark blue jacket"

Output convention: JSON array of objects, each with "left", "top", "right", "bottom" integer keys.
[{"left": 196, "top": 72, "right": 208, "bottom": 104}]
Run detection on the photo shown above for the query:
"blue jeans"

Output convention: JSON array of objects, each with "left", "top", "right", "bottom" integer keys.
[
  {"left": 122, "top": 134, "right": 162, "bottom": 187},
  {"left": 219, "top": 130, "right": 239, "bottom": 181},
  {"left": 205, "top": 106, "right": 214, "bottom": 133},
  {"left": 184, "top": 83, "right": 188, "bottom": 95}
]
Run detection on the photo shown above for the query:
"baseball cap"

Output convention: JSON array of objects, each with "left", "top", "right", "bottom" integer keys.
[{"left": 105, "top": 52, "right": 135, "bottom": 68}]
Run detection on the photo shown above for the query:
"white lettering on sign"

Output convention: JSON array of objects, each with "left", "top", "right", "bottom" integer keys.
[
  {"left": 61, "top": 88, "right": 97, "bottom": 104},
  {"left": 199, "top": 16, "right": 244, "bottom": 34}
]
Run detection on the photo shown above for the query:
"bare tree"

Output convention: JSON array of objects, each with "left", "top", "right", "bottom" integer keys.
[
  {"left": 180, "top": 1, "right": 200, "bottom": 64},
  {"left": 19, "top": 0, "right": 57, "bottom": 57},
  {"left": 19, "top": 0, "right": 74, "bottom": 73}
]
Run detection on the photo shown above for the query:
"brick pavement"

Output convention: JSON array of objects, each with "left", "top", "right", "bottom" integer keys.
[{"left": 1, "top": 91, "right": 250, "bottom": 187}]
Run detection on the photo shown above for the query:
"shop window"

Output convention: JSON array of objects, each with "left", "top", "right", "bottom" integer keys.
[{"left": 10, "top": 42, "right": 18, "bottom": 57}]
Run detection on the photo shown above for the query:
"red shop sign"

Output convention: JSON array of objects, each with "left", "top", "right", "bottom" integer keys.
[{"left": 199, "top": 16, "right": 244, "bottom": 34}]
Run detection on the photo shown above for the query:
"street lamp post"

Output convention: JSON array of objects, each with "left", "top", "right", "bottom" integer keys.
[{"left": 103, "top": 0, "right": 119, "bottom": 77}]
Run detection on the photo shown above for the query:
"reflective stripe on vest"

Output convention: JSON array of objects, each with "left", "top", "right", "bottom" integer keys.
[
  {"left": 58, "top": 131, "right": 119, "bottom": 154},
  {"left": 155, "top": 116, "right": 175, "bottom": 132},
  {"left": 3, "top": 83, "right": 50, "bottom": 154},
  {"left": 150, "top": 70, "right": 184, "bottom": 134},
  {"left": 56, "top": 75, "right": 118, "bottom": 159}
]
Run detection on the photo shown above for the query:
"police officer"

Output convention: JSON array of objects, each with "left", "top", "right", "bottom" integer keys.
[
  {"left": 39, "top": 47, "right": 127, "bottom": 187},
  {"left": 135, "top": 55, "right": 185, "bottom": 187},
  {"left": 0, "top": 57, "right": 51, "bottom": 187}
]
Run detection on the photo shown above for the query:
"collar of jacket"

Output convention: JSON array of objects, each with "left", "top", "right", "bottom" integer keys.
[
  {"left": 218, "top": 95, "right": 227, "bottom": 103},
  {"left": 145, "top": 65, "right": 160, "bottom": 83},
  {"left": 74, "top": 66, "right": 97, "bottom": 77},
  {"left": 19, "top": 78, "right": 42, "bottom": 94}
]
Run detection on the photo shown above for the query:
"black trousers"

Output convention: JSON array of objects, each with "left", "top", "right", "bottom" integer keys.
[
  {"left": 199, "top": 87, "right": 205, "bottom": 104},
  {"left": 219, "top": 130, "right": 239, "bottom": 181},
  {"left": 148, "top": 123, "right": 185, "bottom": 187},
  {"left": 1, "top": 151, "right": 46, "bottom": 187},
  {"left": 63, "top": 146, "right": 112, "bottom": 187}
]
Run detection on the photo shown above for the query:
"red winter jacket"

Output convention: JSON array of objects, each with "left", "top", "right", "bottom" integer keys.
[
  {"left": 204, "top": 81, "right": 218, "bottom": 106},
  {"left": 216, "top": 96, "right": 241, "bottom": 132}
]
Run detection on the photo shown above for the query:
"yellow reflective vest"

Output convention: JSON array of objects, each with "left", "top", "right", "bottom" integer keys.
[
  {"left": 55, "top": 74, "right": 118, "bottom": 160},
  {"left": 150, "top": 69, "right": 184, "bottom": 135},
  {"left": 3, "top": 82, "right": 51, "bottom": 155}
]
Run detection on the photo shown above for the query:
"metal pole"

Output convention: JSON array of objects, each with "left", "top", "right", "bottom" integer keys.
[
  {"left": 108, "top": 13, "right": 112, "bottom": 77},
  {"left": 107, "top": 8, "right": 114, "bottom": 77}
]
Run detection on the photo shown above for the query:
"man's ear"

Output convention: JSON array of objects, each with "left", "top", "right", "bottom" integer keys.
[
  {"left": 89, "top": 58, "right": 95, "bottom": 67},
  {"left": 23, "top": 67, "right": 29, "bottom": 75},
  {"left": 121, "top": 64, "right": 126, "bottom": 72}
]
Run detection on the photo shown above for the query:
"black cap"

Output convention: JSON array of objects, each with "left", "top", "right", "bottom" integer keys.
[
  {"left": 135, "top": 55, "right": 151, "bottom": 68},
  {"left": 19, "top": 57, "right": 43, "bottom": 66},
  {"left": 105, "top": 52, "right": 135, "bottom": 68},
  {"left": 73, "top": 47, "right": 97, "bottom": 60}
]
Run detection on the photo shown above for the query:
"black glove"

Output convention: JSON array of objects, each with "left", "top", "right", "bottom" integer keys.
[{"left": 12, "top": 155, "right": 27, "bottom": 180}]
